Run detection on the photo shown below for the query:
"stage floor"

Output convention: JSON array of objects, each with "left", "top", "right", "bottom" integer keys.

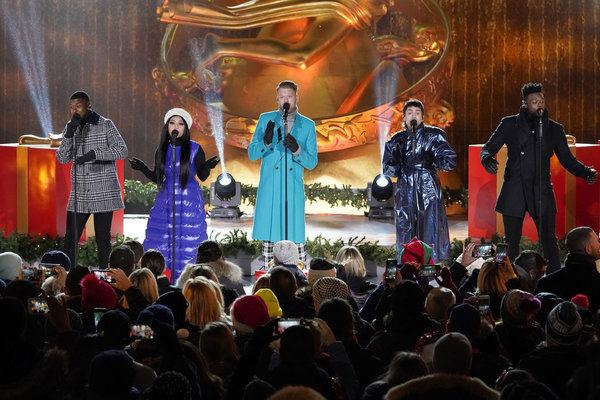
[{"left": 124, "top": 213, "right": 469, "bottom": 246}]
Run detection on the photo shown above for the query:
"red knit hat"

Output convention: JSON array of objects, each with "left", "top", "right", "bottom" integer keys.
[
  {"left": 231, "top": 295, "right": 270, "bottom": 335},
  {"left": 80, "top": 274, "right": 117, "bottom": 311},
  {"left": 399, "top": 237, "right": 435, "bottom": 264},
  {"left": 571, "top": 294, "right": 589, "bottom": 309}
]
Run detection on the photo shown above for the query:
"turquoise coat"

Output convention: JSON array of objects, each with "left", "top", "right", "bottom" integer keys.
[{"left": 248, "top": 110, "right": 318, "bottom": 243}]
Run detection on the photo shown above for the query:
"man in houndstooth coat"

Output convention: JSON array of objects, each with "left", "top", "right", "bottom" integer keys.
[{"left": 56, "top": 90, "right": 128, "bottom": 268}]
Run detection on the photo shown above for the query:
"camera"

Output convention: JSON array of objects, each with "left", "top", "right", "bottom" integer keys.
[
  {"left": 27, "top": 298, "right": 49, "bottom": 314},
  {"left": 472, "top": 243, "right": 494, "bottom": 258}
]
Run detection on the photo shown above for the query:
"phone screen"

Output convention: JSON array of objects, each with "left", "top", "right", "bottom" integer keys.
[
  {"left": 92, "top": 269, "right": 115, "bottom": 283},
  {"left": 473, "top": 244, "right": 494, "bottom": 258},
  {"left": 40, "top": 263, "right": 61, "bottom": 278},
  {"left": 418, "top": 264, "right": 441, "bottom": 277},
  {"left": 479, "top": 295, "right": 491, "bottom": 312},
  {"left": 495, "top": 244, "right": 508, "bottom": 263},
  {"left": 277, "top": 319, "right": 303, "bottom": 334},
  {"left": 27, "top": 298, "right": 49, "bottom": 314},
  {"left": 385, "top": 259, "right": 397, "bottom": 281},
  {"left": 130, "top": 325, "right": 154, "bottom": 339},
  {"left": 94, "top": 308, "right": 107, "bottom": 330},
  {"left": 21, "top": 267, "right": 44, "bottom": 282}
]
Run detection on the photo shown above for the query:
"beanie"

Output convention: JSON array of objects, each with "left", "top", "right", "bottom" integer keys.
[
  {"left": 0, "top": 252, "right": 22, "bottom": 281},
  {"left": 145, "top": 371, "right": 192, "bottom": 400},
  {"left": 425, "top": 286, "right": 456, "bottom": 321},
  {"left": 308, "top": 259, "right": 336, "bottom": 287},
  {"left": 312, "top": 277, "right": 348, "bottom": 307},
  {"left": 164, "top": 108, "right": 193, "bottom": 129},
  {"left": 80, "top": 273, "right": 117, "bottom": 311},
  {"left": 570, "top": 294, "right": 589, "bottom": 309},
  {"left": 433, "top": 332, "right": 472, "bottom": 374},
  {"left": 545, "top": 301, "right": 582, "bottom": 346},
  {"left": 273, "top": 240, "right": 300, "bottom": 266},
  {"left": 255, "top": 288, "right": 283, "bottom": 318},
  {"left": 41, "top": 250, "right": 71, "bottom": 271},
  {"left": 501, "top": 289, "right": 541, "bottom": 328},
  {"left": 535, "top": 292, "right": 564, "bottom": 327},
  {"left": 448, "top": 303, "right": 481, "bottom": 339},
  {"left": 399, "top": 237, "right": 434, "bottom": 264},
  {"left": 137, "top": 304, "right": 175, "bottom": 327},
  {"left": 231, "top": 295, "right": 270, "bottom": 335},
  {"left": 88, "top": 350, "right": 136, "bottom": 398}
]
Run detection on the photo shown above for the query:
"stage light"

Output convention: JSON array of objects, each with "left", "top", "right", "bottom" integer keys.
[
  {"left": 366, "top": 174, "right": 396, "bottom": 219},
  {"left": 210, "top": 173, "right": 242, "bottom": 218}
]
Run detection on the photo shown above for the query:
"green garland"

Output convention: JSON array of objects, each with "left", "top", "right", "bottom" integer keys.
[{"left": 124, "top": 179, "right": 467, "bottom": 212}]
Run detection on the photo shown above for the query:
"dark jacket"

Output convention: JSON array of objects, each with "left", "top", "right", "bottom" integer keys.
[
  {"left": 279, "top": 295, "right": 316, "bottom": 319},
  {"left": 535, "top": 253, "right": 600, "bottom": 312},
  {"left": 481, "top": 107, "right": 590, "bottom": 218}
]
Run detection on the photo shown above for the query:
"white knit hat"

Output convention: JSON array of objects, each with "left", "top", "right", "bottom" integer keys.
[
  {"left": 0, "top": 252, "right": 23, "bottom": 281},
  {"left": 164, "top": 108, "right": 193, "bottom": 129},
  {"left": 273, "top": 240, "right": 300, "bottom": 266}
]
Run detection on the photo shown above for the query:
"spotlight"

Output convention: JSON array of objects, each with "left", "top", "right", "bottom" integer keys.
[
  {"left": 210, "top": 173, "right": 242, "bottom": 218},
  {"left": 366, "top": 174, "right": 396, "bottom": 219}
]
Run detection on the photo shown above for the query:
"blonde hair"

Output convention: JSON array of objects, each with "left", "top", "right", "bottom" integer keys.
[
  {"left": 252, "top": 273, "right": 270, "bottom": 294},
  {"left": 128, "top": 267, "right": 159, "bottom": 303},
  {"left": 176, "top": 263, "right": 219, "bottom": 288},
  {"left": 335, "top": 245, "right": 366, "bottom": 278},
  {"left": 183, "top": 276, "right": 224, "bottom": 328},
  {"left": 477, "top": 260, "right": 508, "bottom": 298}
]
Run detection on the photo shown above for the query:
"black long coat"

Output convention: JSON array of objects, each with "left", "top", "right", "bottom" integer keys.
[{"left": 481, "top": 107, "right": 589, "bottom": 217}]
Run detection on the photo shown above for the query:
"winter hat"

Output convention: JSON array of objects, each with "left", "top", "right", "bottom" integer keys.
[
  {"left": 570, "top": 294, "right": 589, "bottom": 309},
  {"left": 164, "top": 107, "right": 193, "bottom": 129},
  {"left": 312, "top": 277, "right": 348, "bottom": 308},
  {"left": 137, "top": 304, "right": 175, "bottom": 327},
  {"left": 255, "top": 288, "right": 283, "bottom": 318},
  {"left": 40, "top": 250, "right": 71, "bottom": 271},
  {"left": 448, "top": 303, "right": 481, "bottom": 339},
  {"left": 97, "top": 310, "right": 132, "bottom": 349},
  {"left": 80, "top": 273, "right": 117, "bottom": 311},
  {"left": 195, "top": 240, "right": 222, "bottom": 263},
  {"left": 88, "top": 350, "right": 137, "bottom": 399},
  {"left": 433, "top": 332, "right": 472, "bottom": 374},
  {"left": 0, "top": 252, "right": 22, "bottom": 281},
  {"left": 308, "top": 258, "right": 336, "bottom": 287},
  {"left": 501, "top": 289, "right": 541, "bottom": 328},
  {"left": 545, "top": 301, "right": 582, "bottom": 346},
  {"left": 156, "top": 290, "right": 188, "bottom": 329},
  {"left": 391, "top": 280, "right": 426, "bottom": 316},
  {"left": 273, "top": 240, "right": 300, "bottom": 266},
  {"left": 535, "top": 292, "right": 564, "bottom": 327},
  {"left": 399, "top": 237, "right": 434, "bottom": 264},
  {"left": 425, "top": 286, "right": 456, "bottom": 321},
  {"left": 144, "top": 371, "right": 192, "bottom": 400},
  {"left": 231, "top": 295, "right": 271, "bottom": 335}
]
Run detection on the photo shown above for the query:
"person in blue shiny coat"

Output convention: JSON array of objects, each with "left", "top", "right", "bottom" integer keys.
[
  {"left": 382, "top": 99, "right": 457, "bottom": 263},
  {"left": 129, "top": 108, "right": 219, "bottom": 281}
]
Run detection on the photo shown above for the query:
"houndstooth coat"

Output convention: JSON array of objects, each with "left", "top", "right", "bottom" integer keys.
[{"left": 56, "top": 110, "right": 127, "bottom": 214}]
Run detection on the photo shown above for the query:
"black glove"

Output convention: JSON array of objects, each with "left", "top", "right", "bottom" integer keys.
[
  {"left": 283, "top": 134, "right": 299, "bottom": 153},
  {"left": 75, "top": 150, "right": 96, "bottom": 165},
  {"left": 586, "top": 167, "right": 598, "bottom": 185},
  {"left": 63, "top": 113, "right": 82, "bottom": 139},
  {"left": 205, "top": 155, "right": 219, "bottom": 170},
  {"left": 391, "top": 145, "right": 402, "bottom": 165},
  {"left": 482, "top": 154, "right": 498, "bottom": 174},
  {"left": 263, "top": 120, "right": 275, "bottom": 146},
  {"left": 128, "top": 157, "right": 145, "bottom": 171}
]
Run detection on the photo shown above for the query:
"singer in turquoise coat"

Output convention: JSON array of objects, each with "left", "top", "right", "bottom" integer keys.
[{"left": 248, "top": 109, "right": 318, "bottom": 244}]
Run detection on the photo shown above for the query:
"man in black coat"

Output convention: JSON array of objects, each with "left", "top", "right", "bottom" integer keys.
[
  {"left": 536, "top": 226, "right": 600, "bottom": 313},
  {"left": 480, "top": 83, "right": 597, "bottom": 272}
]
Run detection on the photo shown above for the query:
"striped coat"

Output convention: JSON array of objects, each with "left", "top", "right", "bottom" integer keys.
[{"left": 56, "top": 111, "right": 127, "bottom": 213}]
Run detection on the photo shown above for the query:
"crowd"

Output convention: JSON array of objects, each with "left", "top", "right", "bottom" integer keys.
[{"left": 1, "top": 227, "right": 600, "bottom": 400}]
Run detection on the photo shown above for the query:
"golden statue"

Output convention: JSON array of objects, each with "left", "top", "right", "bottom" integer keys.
[
  {"left": 18, "top": 133, "right": 62, "bottom": 147},
  {"left": 155, "top": 0, "right": 454, "bottom": 152}
]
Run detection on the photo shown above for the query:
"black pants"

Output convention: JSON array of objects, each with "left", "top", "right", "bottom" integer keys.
[
  {"left": 503, "top": 213, "right": 561, "bottom": 274},
  {"left": 64, "top": 211, "right": 113, "bottom": 268}
]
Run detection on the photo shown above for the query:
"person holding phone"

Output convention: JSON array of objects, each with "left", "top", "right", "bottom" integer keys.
[
  {"left": 382, "top": 99, "right": 457, "bottom": 263},
  {"left": 481, "top": 83, "right": 598, "bottom": 273},
  {"left": 129, "top": 108, "right": 219, "bottom": 281},
  {"left": 248, "top": 80, "right": 318, "bottom": 268}
]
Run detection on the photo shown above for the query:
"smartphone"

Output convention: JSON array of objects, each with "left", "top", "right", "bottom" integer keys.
[
  {"left": 418, "top": 264, "right": 441, "bottom": 277},
  {"left": 130, "top": 324, "right": 155, "bottom": 339},
  {"left": 495, "top": 244, "right": 508, "bottom": 263},
  {"left": 384, "top": 259, "right": 397, "bottom": 281},
  {"left": 472, "top": 244, "right": 494, "bottom": 258},
  {"left": 27, "top": 298, "right": 49, "bottom": 314},
  {"left": 40, "top": 263, "right": 61, "bottom": 278},
  {"left": 479, "top": 295, "right": 491, "bottom": 313},
  {"left": 91, "top": 269, "right": 115, "bottom": 283},
  {"left": 94, "top": 308, "right": 107, "bottom": 331},
  {"left": 277, "top": 319, "right": 311, "bottom": 334},
  {"left": 20, "top": 267, "right": 44, "bottom": 282}
]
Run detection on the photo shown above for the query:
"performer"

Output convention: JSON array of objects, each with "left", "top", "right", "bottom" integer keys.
[
  {"left": 56, "top": 90, "right": 128, "bottom": 268},
  {"left": 481, "top": 83, "right": 598, "bottom": 273},
  {"left": 248, "top": 80, "right": 318, "bottom": 267},
  {"left": 382, "top": 99, "right": 456, "bottom": 262},
  {"left": 129, "top": 108, "right": 219, "bottom": 280}
]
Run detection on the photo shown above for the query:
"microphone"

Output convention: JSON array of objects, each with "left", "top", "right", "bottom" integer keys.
[
  {"left": 283, "top": 102, "right": 290, "bottom": 120},
  {"left": 170, "top": 129, "right": 179, "bottom": 143},
  {"left": 537, "top": 108, "right": 544, "bottom": 117},
  {"left": 410, "top": 119, "right": 417, "bottom": 152},
  {"left": 410, "top": 119, "right": 418, "bottom": 132}
]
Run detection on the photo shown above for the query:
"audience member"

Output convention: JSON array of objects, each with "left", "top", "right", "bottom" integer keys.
[
  {"left": 183, "top": 276, "right": 229, "bottom": 330},
  {"left": 200, "top": 321, "right": 240, "bottom": 385},
  {"left": 362, "top": 352, "right": 428, "bottom": 400},
  {"left": 123, "top": 239, "right": 144, "bottom": 269},
  {"left": 269, "top": 266, "right": 315, "bottom": 318},
  {"left": 312, "top": 276, "right": 349, "bottom": 309},
  {"left": 143, "top": 370, "right": 192, "bottom": 400},
  {"left": 87, "top": 349, "right": 138, "bottom": 399},
  {"left": 140, "top": 249, "right": 178, "bottom": 295},
  {"left": 307, "top": 257, "right": 337, "bottom": 287},
  {"left": 109, "top": 245, "right": 136, "bottom": 277},
  {"left": 252, "top": 273, "right": 270, "bottom": 294},
  {"left": 334, "top": 245, "right": 376, "bottom": 308},
  {"left": 511, "top": 250, "right": 547, "bottom": 293},
  {"left": 230, "top": 294, "right": 271, "bottom": 350},
  {"left": 255, "top": 288, "right": 283, "bottom": 319},
  {"left": 424, "top": 286, "right": 456, "bottom": 324},
  {"left": 196, "top": 240, "right": 246, "bottom": 296},
  {"left": 0, "top": 251, "right": 23, "bottom": 283},
  {"left": 269, "top": 240, "right": 309, "bottom": 287},
  {"left": 129, "top": 267, "right": 160, "bottom": 303}
]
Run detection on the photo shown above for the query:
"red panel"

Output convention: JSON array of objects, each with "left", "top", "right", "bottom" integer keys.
[
  {"left": 0, "top": 145, "right": 18, "bottom": 236},
  {"left": 112, "top": 159, "right": 125, "bottom": 236},
  {"left": 55, "top": 156, "right": 71, "bottom": 237},
  {"left": 573, "top": 145, "right": 600, "bottom": 231},
  {"left": 468, "top": 145, "right": 497, "bottom": 239},
  {"left": 28, "top": 147, "right": 58, "bottom": 236}
]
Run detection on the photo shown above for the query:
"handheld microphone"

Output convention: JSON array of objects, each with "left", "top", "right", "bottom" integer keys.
[
  {"left": 410, "top": 119, "right": 418, "bottom": 132},
  {"left": 410, "top": 119, "right": 417, "bottom": 152},
  {"left": 283, "top": 103, "right": 290, "bottom": 120},
  {"left": 537, "top": 108, "right": 544, "bottom": 118},
  {"left": 170, "top": 129, "right": 179, "bottom": 143}
]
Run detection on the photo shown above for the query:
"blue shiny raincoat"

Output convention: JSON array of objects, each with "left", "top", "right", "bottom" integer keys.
[
  {"left": 248, "top": 110, "right": 318, "bottom": 243},
  {"left": 143, "top": 141, "right": 208, "bottom": 279},
  {"left": 382, "top": 125, "right": 456, "bottom": 262}
]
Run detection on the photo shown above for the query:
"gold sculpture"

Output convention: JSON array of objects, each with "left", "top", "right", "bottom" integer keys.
[
  {"left": 155, "top": 0, "right": 454, "bottom": 152},
  {"left": 18, "top": 133, "right": 62, "bottom": 147}
]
